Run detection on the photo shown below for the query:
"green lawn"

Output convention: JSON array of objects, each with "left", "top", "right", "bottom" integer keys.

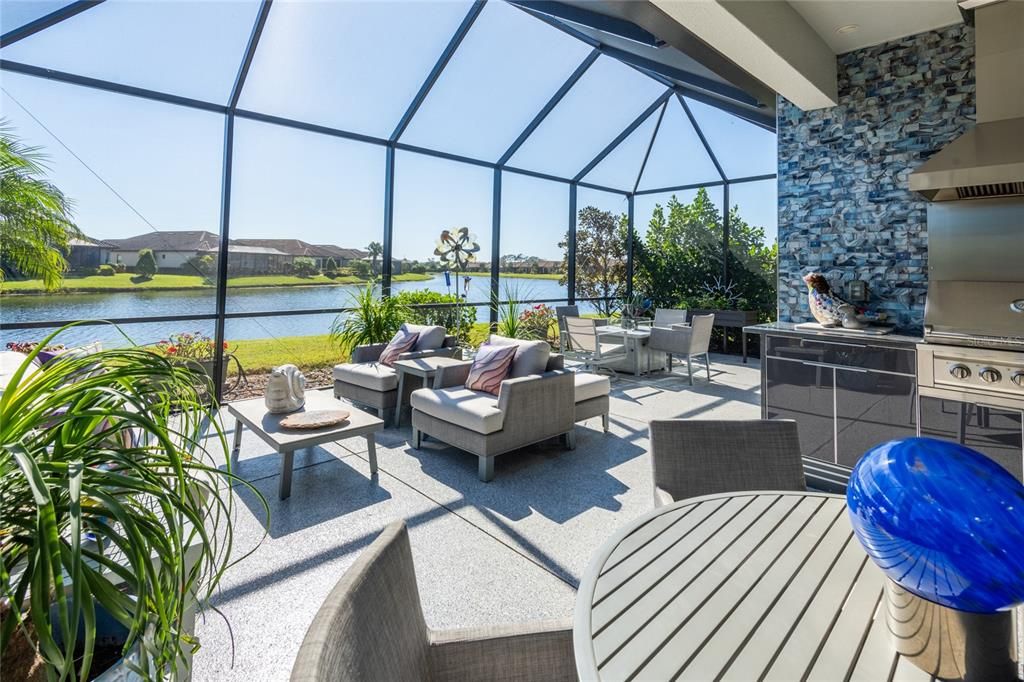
[
  {"left": 1, "top": 271, "right": 433, "bottom": 294},
  {"left": 229, "top": 334, "right": 340, "bottom": 374},
  {"left": 498, "top": 272, "right": 562, "bottom": 280}
]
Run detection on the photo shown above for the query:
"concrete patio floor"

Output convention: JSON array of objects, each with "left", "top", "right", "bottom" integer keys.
[{"left": 191, "top": 354, "right": 761, "bottom": 681}]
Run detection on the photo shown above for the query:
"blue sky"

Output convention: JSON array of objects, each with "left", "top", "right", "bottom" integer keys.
[{"left": 0, "top": 0, "right": 777, "bottom": 263}]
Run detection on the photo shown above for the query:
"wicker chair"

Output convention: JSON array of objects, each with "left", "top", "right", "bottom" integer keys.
[
  {"left": 649, "top": 419, "right": 806, "bottom": 507},
  {"left": 292, "top": 521, "right": 576, "bottom": 682},
  {"left": 646, "top": 313, "right": 714, "bottom": 384}
]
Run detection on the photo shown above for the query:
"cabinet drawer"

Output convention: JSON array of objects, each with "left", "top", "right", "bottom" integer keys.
[{"left": 765, "top": 335, "right": 914, "bottom": 375}]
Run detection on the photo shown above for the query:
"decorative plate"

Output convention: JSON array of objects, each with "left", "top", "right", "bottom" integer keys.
[{"left": 279, "top": 409, "right": 350, "bottom": 430}]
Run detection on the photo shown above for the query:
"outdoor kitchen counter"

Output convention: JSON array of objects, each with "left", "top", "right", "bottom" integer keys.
[{"left": 744, "top": 322, "right": 922, "bottom": 348}]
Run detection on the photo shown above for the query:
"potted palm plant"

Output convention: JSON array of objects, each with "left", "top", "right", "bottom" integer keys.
[{"left": 0, "top": 324, "right": 267, "bottom": 680}]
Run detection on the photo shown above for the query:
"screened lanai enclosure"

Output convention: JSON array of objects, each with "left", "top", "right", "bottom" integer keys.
[{"left": 0, "top": 0, "right": 778, "bottom": 398}]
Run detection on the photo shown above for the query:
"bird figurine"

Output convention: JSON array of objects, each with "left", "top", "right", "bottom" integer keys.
[{"left": 803, "top": 273, "right": 867, "bottom": 329}]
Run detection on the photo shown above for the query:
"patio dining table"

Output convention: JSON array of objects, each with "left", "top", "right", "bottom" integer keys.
[
  {"left": 574, "top": 491, "right": 936, "bottom": 681},
  {"left": 595, "top": 325, "right": 651, "bottom": 376}
]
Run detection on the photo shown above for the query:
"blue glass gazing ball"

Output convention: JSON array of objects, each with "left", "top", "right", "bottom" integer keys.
[{"left": 846, "top": 437, "right": 1024, "bottom": 613}]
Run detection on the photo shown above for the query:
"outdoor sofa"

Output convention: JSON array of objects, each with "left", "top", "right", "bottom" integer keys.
[
  {"left": 333, "top": 323, "right": 458, "bottom": 424},
  {"left": 410, "top": 335, "right": 610, "bottom": 481}
]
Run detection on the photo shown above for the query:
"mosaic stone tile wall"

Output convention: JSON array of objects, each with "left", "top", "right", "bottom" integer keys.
[{"left": 777, "top": 24, "right": 975, "bottom": 330}]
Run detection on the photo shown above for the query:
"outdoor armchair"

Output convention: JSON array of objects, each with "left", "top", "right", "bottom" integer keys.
[
  {"left": 554, "top": 305, "right": 609, "bottom": 352},
  {"left": 334, "top": 324, "right": 458, "bottom": 424},
  {"left": 410, "top": 351, "right": 575, "bottom": 481},
  {"left": 646, "top": 313, "right": 714, "bottom": 384},
  {"left": 649, "top": 419, "right": 806, "bottom": 507},
  {"left": 291, "top": 521, "right": 575, "bottom": 682}
]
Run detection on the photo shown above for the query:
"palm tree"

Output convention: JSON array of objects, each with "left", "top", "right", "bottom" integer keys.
[
  {"left": 366, "top": 241, "right": 383, "bottom": 275},
  {"left": 0, "top": 120, "right": 81, "bottom": 291}
]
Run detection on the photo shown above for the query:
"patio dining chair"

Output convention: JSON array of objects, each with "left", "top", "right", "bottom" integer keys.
[
  {"left": 649, "top": 419, "right": 806, "bottom": 507},
  {"left": 562, "top": 316, "right": 625, "bottom": 375},
  {"left": 292, "top": 521, "right": 575, "bottom": 682},
  {"left": 653, "top": 307, "right": 688, "bottom": 328},
  {"left": 646, "top": 313, "right": 714, "bottom": 384},
  {"left": 555, "top": 305, "right": 609, "bottom": 352}
]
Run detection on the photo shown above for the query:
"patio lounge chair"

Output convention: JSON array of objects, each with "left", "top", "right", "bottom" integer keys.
[
  {"left": 410, "top": 335, "right": 609, "bottom": 481},
  {"left": 649, "top": 419, "right": 806, "bottom": 507},
  {"left": 291, "top": 521, "right": 575, "bottom": 682},
  {"left": 333, "top": 324, "right": 458, "bottom": 423},
  {"left": 562, "top": 316, "right": 625, "bottom": 375},
  {"left": 646, "top": 313, "right": 714, "bottom": 384}
]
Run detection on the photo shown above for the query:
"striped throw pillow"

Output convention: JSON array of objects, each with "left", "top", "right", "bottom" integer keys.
[
  {"left": 464, "top": 343, "right": 517, "bottom": 395},
  {"left": 378, "top": 329, "right": 419, "bottom": 367}
]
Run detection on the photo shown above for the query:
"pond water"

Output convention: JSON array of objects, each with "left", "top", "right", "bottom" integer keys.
[{"left": 1, "top": 274, "right": 594, "bottom": 347}]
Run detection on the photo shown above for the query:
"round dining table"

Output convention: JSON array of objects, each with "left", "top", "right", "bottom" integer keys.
[{"left": 573, "top": 491, "right": 938, "bottom": 681}]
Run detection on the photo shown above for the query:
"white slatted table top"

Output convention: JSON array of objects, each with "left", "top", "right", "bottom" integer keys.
[{"left": 574, "top": 491, "right": 934, "bottom": 681}]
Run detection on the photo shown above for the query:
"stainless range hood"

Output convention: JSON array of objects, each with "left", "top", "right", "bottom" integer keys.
[{"left": 909, "top": 1, "right": 1024, "bottom": 201}]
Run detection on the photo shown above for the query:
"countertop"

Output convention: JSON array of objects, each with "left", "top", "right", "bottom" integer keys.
[{"left": 744, "top": 322, "right": 922, "bottom": 348}]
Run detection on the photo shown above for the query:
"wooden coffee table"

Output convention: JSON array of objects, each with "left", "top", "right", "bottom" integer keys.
[{"left": 227, "top": 390, "right": 383, "bottom": 500}]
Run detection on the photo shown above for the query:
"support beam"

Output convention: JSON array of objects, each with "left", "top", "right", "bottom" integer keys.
[
  {"left": 497, "top": 49, "right": 599, "bottom": 166},
  {"left": 390, "top": 0, "right": 486, "bottom": 143},
  {"left": 509, "top": 2, "right": 769, "bottom": 113},
  {"left": 722, "top": 182, "right": 730, "bottom": 284},
  {"left": 650, "top": 0, "right": 838, "bottom": 110},
  {"left": 574, "top": 90, "right": 671, "bottom": 182},
  {"left": 626, "top": 193, "right": 635, "bottom": 300},
  {"left": 633, "top": 100, "right": 666, "bottom": 193},
  {"left": 506, "top": 1, "right": 660, "bottom": 46},
  {"left": 490, "top": 169, "right": 501, "bottom": 324},
  {"left": 382, "top": 145, "right": 396, "bottom": 296},
  {"left": 212, "top": 114, "right": 234, "bottom": 403},
  {"left": 0, "top": 60, "right": 227, "bottom": 113},
  {"left": 229, "top": 0, "right": 273, "bottom": 109},
  {"left": 568, "top": 183, "right": 578, "bottom": 304},
  {"left": 677, "top": 93, "right": 726, "bottom": 182},
  {"left": 1, "top": 1, "right": 104, "bottom": 48}
]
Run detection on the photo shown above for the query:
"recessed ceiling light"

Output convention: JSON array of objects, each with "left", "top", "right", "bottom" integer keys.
[{"left": 835, "top": 24, "right": 860, "bottom": 35}]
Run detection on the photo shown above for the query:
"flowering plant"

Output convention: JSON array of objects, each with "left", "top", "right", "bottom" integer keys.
[
  {"left": 155, "top": 331, "right": 228, "bottom": 361},
  {"left": 518, "top": 303, "right": 556, "bottom": 341},
  {"left": 5, "top": 341, "right": 66, "bottom": 354}
]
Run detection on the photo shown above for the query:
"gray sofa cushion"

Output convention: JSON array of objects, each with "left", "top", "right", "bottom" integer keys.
[
  {"left": 333, "top": 362, "right": 399, "bottom": 392},
  {"left": 410, "top": 387, "right": 504, "bottom": 435},
  {"left": 401, "top": 323, "right": 447, "bottom": 352},
  {"left": 574, "top": 372, "right": 610, "bottom": 403},
  {"left": 488, "top": 335, "right": 550, "bottom": 378}
]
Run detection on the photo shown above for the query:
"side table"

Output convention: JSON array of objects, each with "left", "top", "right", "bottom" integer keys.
[{"left": 392, "top": 356, "right": 469, "bottom": 427}]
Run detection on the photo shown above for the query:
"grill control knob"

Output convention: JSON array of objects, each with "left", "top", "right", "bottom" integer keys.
[
  {"left": 979, "top": 367, "right": 1001, "bottom": 384},
  {"left": 1012, "top": 372, "right": 1024, "bottom": 387},
  {"left": 948, "top": 364, "right": 971, "bottom": 379}
]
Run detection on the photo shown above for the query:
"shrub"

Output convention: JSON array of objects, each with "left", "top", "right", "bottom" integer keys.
[
  {"left": 292, "top": 257, "right": 319, "bottom": 278},
  {"left": 393, "top": 289, "right": 476, "bottom": 341},
  {"left": 351, "top": 260, "right": 371, "bottom": 278},
  {"left": 114, "top": 262, "right": 127, "bottom": 273},
  {"left": 98, "top": 264, "right": 115, "bottom": 276},
  {"left": 136, "top": 248, "right": 158, "bottom": 279},
  {"left": 186, "top": 253, "right": 216, "bottom": 280},
  {"left": 324, "top": 257, "right": 338, "bottom": 271}
]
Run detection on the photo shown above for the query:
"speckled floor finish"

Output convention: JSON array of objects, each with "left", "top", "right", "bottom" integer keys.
[{"left": 190, "top": 354, "right": 761, "bottom": 681}]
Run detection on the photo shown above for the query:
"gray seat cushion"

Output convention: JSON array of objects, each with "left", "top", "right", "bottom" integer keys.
[
  {"left": 574, "top": 372, "right": 610, "bottom": 403},
  {"left": 333, "top": 362, "right": 399, "bottom": 392},
  {"left": 410, "top": 387, "right": 504, "bottom": 435},
  {"left": 488, "top": 335, "right": 551, "bottom": 378},
  {"left": 401, "top": 323, "right": 446, "bottom": 352}
]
